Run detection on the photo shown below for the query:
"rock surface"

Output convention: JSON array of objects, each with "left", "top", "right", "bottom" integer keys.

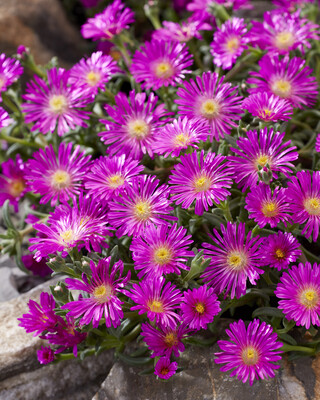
[{"left": 0, "top": 0, "right": 89, "bottom": 65}]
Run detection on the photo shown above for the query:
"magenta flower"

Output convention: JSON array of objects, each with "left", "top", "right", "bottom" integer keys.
[
  {"left": 0, "top": 154, "right": 26, "bottom": 212},
  {"left": 125, "top": 277, "right": 182, "bottom": 329},
  {"left": 152, "top": 117, "right": 208, "bottom": 158},
  {"left": 316, "top": 134, "right": 320, "bottom": 153},
  {"left": 141, "top": 322, "right": 188, "bottom": 358},
  {"left": 201, "top": 222, "right": 264, "bottom": 299},
  {"left": 18, "top": 292, "right": 62, "bottom": 336},
  {"left": 247, "top": 55, "right": 318, "bottom": 109},
  {"left": 130, "top": 223, "right": 194, "bottom": 279},
  {"left": 84, "top": 154, "right": 143, "bottom": 203},
  {"left": 25, "top": 143, "right": 91, "bottom": 206},
  {"left": 286, "top": 170, "right": 320, "bottom": 242},
  {"left": 99, "top": 90, "right": 170, "bottom": 159},
  {"left": 272, "top": 0, "right": 314, "bottom": 11},
  {"left": 258, "top": 231, "right": 301, "bottom": 271},
  {"left": 210, "top": 18, "right": 249, "bottom": 70},
  {"left": 152, "top": 18, "right": 211, "bottom": 43},
  {"left": 181, "top": 285, "right": 221, "bottom": 330},
  {"left": 37, "top": 346, "right": 55, "bottom": 365},
  {"left": 250, "top": 10, "right": 319, "bottom": 55},
  {"left": 187, "top": 0, "right": 252, "bottom": 22},
  {"left": 168, "top": 150, "right": 233, "bottom": 215},
  {"left": 22, "top": 68, "right": 92, "bottom": 136},
  {"left": 154, "top": 357, "right": 178, "bottom": 380},
  {"left": 245, "top": 183, "right": 291, "bottom": 228},
  {"left": 242, "top": 93, "right": 293, "bottom": 122},
  {"left": 0, "top": 53, "right": 23, "bottom": 97},
  {"left": 175, "top": 72, "right": 243, "bottom": 141},
  {"left": 215, "top": 319, "right": 282, "bottom": 385},
  {"left": 80, "top": 0, "right": 101, "bottom": 8},
  {"left": 62, "top": 258, "right": 130, "bottom": 328},
  {"left": 29, "top": 196, "right": 111, "bottom": 260},
  {"left": 69, "top": 51, "right": 121, "bottom": 96},
  {"left": 0, "top": 107, "right": 13, "bottom": 127},
  {"left": 108, "top": 175, "right": 175, "bottom": 238},
  {"left": 130, "top": 39, "right": 193, "bottom": 90},
  {"left": 275, "top": 262, "right": 320, "bottom": 329},
  {"left": 81, "top": 0, "right": 134, "bottom": 41},
  {"left": 22, "top": 254, "right": 52, "bottom": 277},
  {"left": 228, "top": 127, "right": 298, "bottom": 191}
]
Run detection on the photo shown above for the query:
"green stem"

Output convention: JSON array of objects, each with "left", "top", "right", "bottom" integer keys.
[
  {"left": 0, "top": 132, "right": 43, "bottom": 149},
  {"left": 113, "top": 35, "right": 131, "bottom": 67},
  {"left": 280, "top": 344, "right": 315, "bottom": 354},
  {"left": 2, "top": 93, "right": 20, "bottom": 114}
]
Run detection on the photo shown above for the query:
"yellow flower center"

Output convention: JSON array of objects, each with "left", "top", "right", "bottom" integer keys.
[
  {"left": 275, "top": 248, "right": 285, "bottom": 259},
  {"left": 241, "top": 346, "right": 259, "bottom": 366},
  {"left": 51, "top": 170, "right": 71, "bottom": 189},
  {"left": 127, "top": 119, "right": 150, "bottom": 139},
  {"left": 110, "top": 48, "right": 122, "bottom": 61},
  {"left": 93, "top": 284, "right": 114, "bottom": 303},
  {"left": 8, "top": 179, "right": 25, "bottom": 197},
  {"left": 134, "top": 200, "right": 152, "bottom": 221},
  {"left": 49, "top": 94, "right": 68, "bottom": 114},
  {"left": 226, "top": 37, "right": 240, "bottom": 52},
  {"left": 153, "top": 246, "right": 172, "bottom": 265},
  {"left": 107, "top": 174, "right": 125, "bottom": 189},
  {"left": 194, "top": 175, "right": 211, "bottom": 192},
  {"left": 86, "top": 70, "right": 101, "bottom": 86},
  {"left": 262, "top": 201, "right": 279, "bottom": 218},
  {"left": 271, "top": 79, "right": 292, "bottom": 98},
  {"left": 275, "top": 31, "right": 295, "bottom": 50},
  {"left": 227, "top": 251, "right": 247, "bottom": 270},
  {"left": 148, "top": 299, "right": 164, "bottom": 313},
  {"left": 175, "top": 133, "right": 190, "bottom": 147},
  {"left": 160, "top": 367, "right": 169, "bottom": 375},
  {"left": 200, "top": 99, "right": 220, "bottom": 119},
  {"left": 164, "top": 332, "right": 178, "bottom": 347},
  {"left": 304, "top": 197, "right": 320, "bottom": 216},
  {"left": 59, "top": 229, "right": 75, "bottom": 245},
  {"left": 299, "top": 288, "right": 319, "bottom": 309},
  {"left": 195, "top": 302, "right": 205, "bottom": 314},
  {"left": 255, "top": 154, "right": 270, "bottom": 169},
  {"left": 154, "top": 62, "right": 174, "bottom": 79}
]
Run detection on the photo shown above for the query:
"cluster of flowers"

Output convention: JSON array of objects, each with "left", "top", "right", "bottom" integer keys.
[{"left": 0, "top": 0, "right": 320, "bottom": 386}]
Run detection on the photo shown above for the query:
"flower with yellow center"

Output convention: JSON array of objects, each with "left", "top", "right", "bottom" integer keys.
[
  {"left": 299, "top": 288, "right": 319, "bottom": 309},
  {"left": 226, "top": 37, "right": 240, "bottom": 53},
  {"left": 86, "top": 70, "right": 101, "bottom": 86},
  {"left": 8, "top": 179, "right": 25, "bottom": 197},
  {"left": 241, "top": 346, "right": 259, "bottom": 366},
  {"left": 153, "top": 246, "right": 172, "bottom": 265},
  {"left": 194, "top": 175, "right": 211, "bottom": 193},
  {"left": 154, "top": 61, "right": 174, "bottom": 79},
  {"left": 195, "top": 302, "right": 205, "bottom": 315},
  {"left": 59, "top": 229, "right": 75, "bottom": 246},
  {"left": 148, "top": 299, "right": 164, "bottom": 313},
  {"left": 49, "top": 94, "right": 68, "bottom": 114},
  {"left": 275, "top": 31, "right": 295, "bottom": 51},
  {"left": 127, "top": 119, "right": 150, "bottom": 139},
  {"left": 255, "top": 154, "right": 270, "bottom": 169},
  {"left": 107, "top": 174, "right": 125, "bottom": 189},
  {"left": 93, "top": 284, "right": 114, "bottom": 303},
  {"left": 262, "top": 201, "right": 279, "bottom": 218},
  {"left": 200, "top": 99, "right": 220, "bottom": 119},
  {"left": 51, "top": 170, "right": 71, "bottom": 189},
  {"left": 271, "top": 79, "right": 292, "bottom": 98},
  {"left": 134, "top": 200, "right": 152, "bottom": 221},
  {"left": 275, "top": 248, "right": 285, "bottom": 260},
  {"left": 304, "top": 197, "right": 320, "bottom": 216},
  {"left": 227, "top": 251, "right": 248, "bottom": 271},
  {"left": 174, "top": 133, "right": 190, "bottom": 147},
  {"left": 164, "top": 332, "right": 178, "bottom": 347}
]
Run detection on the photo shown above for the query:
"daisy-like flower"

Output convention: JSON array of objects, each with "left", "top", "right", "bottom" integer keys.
[
  {"left": 152, "top": 18, "right": 211, "bottom": 43},
  {"left": 130, "top": 223, "right": 194, "bottom": 279},
  {"left": 29, "top": 196, "right": 111, "bottom": 261},
  {"left": 228, "top": 127, "right": 298, "bottom": 192},
  {"left": 249, "top": 10, "right": 319, "bottom": 55},
  {"left": 152, "top": 117, "right": 208, "bottom": 158},
  {"left": 0, "top": 154, "right": 26, "bottom": 212},
  {"left": 175, "top": 72, "right": 243, "bottom": 141},
  {"left": 141, "top": 322, "right": 189, "bottom": 357},
  {"left": 201, "top": 222, "right": 264, "bottom": 299},
  {"left": 245, "top": 183, "right": 291, "bottom": 228},
  {"left": 154, "top": 357, "right": 178, "bottom": 380},
  {"left": 125, "top": 277, "right": 183, "bottom": 329},
  {"left": 61, "top": 258, "right": 130, "bottom": 328},
  {"left": 0, "top": 107, "right": 13, "bottom": 127},
  {"left": 99, "top": 90, "right": 171, "bottom": 159},
  {"left": 108, "top": 175, "right": 175, "bottom": 238},
  {"left": 168, "top": 150, "right": 233, "bottom": 215},
  {"left": 84, "top": 154, "right": 143, "bottom": 203},
  {"left": 18, "top": 292, "right": 62, "bottom": 336},
  {"left": 258, "top": 231, "right": 301, "bottom": 271},
  {"left": 81, "top": 0, "right": 134, "bottom": 41},
  {"left": 247, "top": 55, "right": 318, "bottom": 109},
  {"left": 130, "top": 39, "right": 193, "bottom": 90},
  {"left": 37, "top": 346, "right": 55, "bottom": 365},
  {"left": 69, "top": 51, "right": 121, "bottom": 97},
  {"left": 215, "top": 319, "right": 283, "bottom": 385},
  {"left": 286, "top": 170, "right": 320, "bottom": 242},
  {"left": 22, "top": 68, "right": 92, "bottom": 137},
  {"left": 0, "top": 53, "right": 23, "bottom": 97},
  {"left": 242, "top": 93, "right": 293, "bottom": 122},
  {"left": 210, "top": 18, "right": 249, "bottom": 70},
  {"left": 181, "top": 285, "right": 221, "bottom": 330},
  {"left": 275, "top": 262, "right": 320, "bottom": 329},
  {"left": 25, "top": 143, "right": 91, "bottom": 207}
]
